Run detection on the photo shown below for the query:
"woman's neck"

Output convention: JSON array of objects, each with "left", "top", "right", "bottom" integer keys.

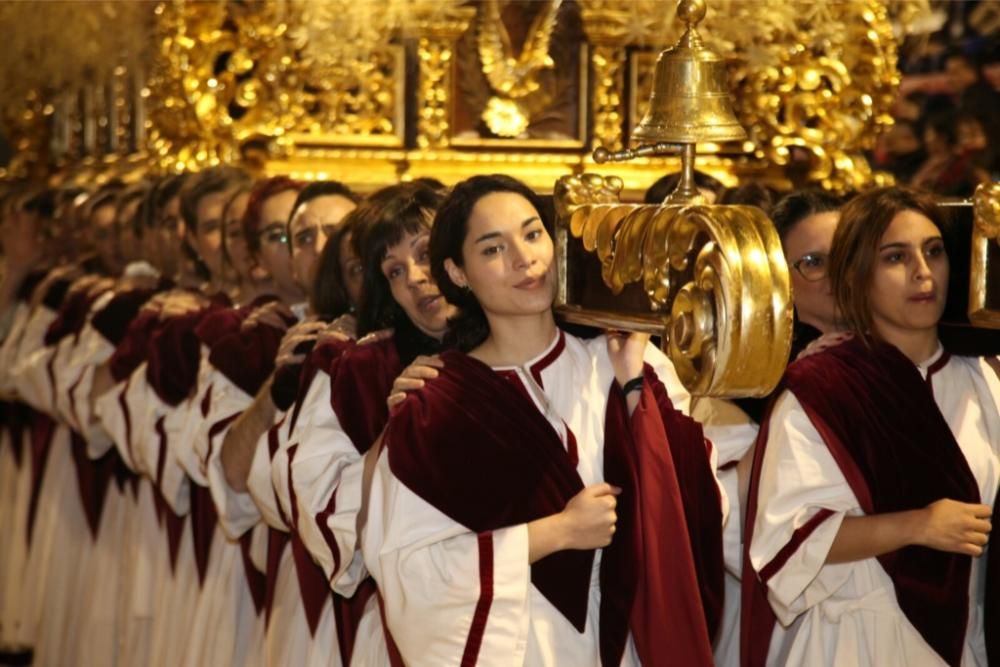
[
  {"left": 474, "top": 311, "right": 558, "bottom": 368},
  {"left": 274, "top": 282, "right": 306, "bottom": 308},
  {"left": 878, "top": 326, "right": 939, "bottom": 365}
]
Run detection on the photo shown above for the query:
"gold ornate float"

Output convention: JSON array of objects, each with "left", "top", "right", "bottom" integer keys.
[{"left": 0, "top": 0, "right": 923, "bottom": 195}]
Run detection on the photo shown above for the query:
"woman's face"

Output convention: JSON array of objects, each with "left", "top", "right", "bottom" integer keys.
[
  {"left": 90, "top": 203, "right": 121, "bottom": 275},
  {"left": 289, "top": 194, "right": 356, "bottom": 291},
  {"left": 254, "top": 190, "right": 302, "bottom": 298},
  {"left": 868, "top": 209, "right": 948, "bottom": 341},
  {"left": 958, "top": 119, "right": 988, "bottom": 152},
  {"left": 155, "top": 195, "right": 183, "bottom": 276},
  {"left": 381, "top": 227, "right": 455, "bottom": 339},
  {"left": 193, "top": 190, "right": 228, "bottom": 279},
  {"left": 339, "top": 231, "right": 364, "bottom": 309},
  {"left": 223, "top": 191, "right": 253, "bottom": 280},
  {"left": 117, "top": 199, "right": 143, "bottom": 266},
  {"left": 784, "top": 210, "right": 840, "bottom": 334},
  {"left": 445, "top": 191, "right": 556, "bottom": 323}
]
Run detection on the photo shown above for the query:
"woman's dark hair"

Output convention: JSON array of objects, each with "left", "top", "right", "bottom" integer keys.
[
  {"left": 644, "top": 170, "right": 724, "bottom": 204},
  {"left": 219, "top": 184, "right": 252, "bottom": 272},
  {"left": 139, "top": 173, "right": 189, "bottom": 233},
  {"left": 829, "top": 186, "right": 949, "bottom": 340},
  {"left": 117, "top": 181, "right": 152, "bottom": 239},
  {"left": 288, "top": 180, "right": 359, "bottom": 223},
  {"left": 354, "top": 182, "right": 445, "bottom": 337},
  {"left": 770, "top": 189, "right": 843, "bottom": 246},
  {"left": 242, "top": 176, "right": 304, "bottom": 254},
  {"left": 924, "top": 112, "right": 957, "bottom": 147},
  {"left": 429, "top": 174, "right": 551, "bottom": 352},
  {"left": 311, "top": 209, "right": 362, "bottom": 320},
  {"left": 179, "top": 166, "right": 249, "bottom": 234},
  {"left": 719, "top": 181, "right": 776, "bottom": 213}
]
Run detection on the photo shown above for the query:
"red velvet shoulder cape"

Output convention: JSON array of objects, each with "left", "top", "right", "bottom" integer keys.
[
  {"left": 326, "top": 336, "right": 402, "bottom": 454},
  {"left": 385, "top": 349, "right": 721, "bottom": 666},
  {"left": 741, "top": 338, "right": 986, "bottom": 667}
]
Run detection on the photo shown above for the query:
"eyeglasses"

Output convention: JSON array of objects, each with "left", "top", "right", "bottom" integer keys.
[
  {"left": 792, "top": 253, "right": 828, "bottom": 282},
  {"left": 258, "top": 225, "right": 289, "bottom": 246}
]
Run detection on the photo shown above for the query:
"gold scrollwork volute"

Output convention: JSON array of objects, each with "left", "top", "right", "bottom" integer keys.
[{"left": 555, "top": 173, "right": 793, "bottom": 397}]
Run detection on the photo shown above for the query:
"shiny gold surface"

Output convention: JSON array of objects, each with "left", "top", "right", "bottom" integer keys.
[
  {"left": 0, "top": 0, "right": 928, "bottom": 193},
  {"left": 630, "top": 0, "right": 745, "bottom": 147},
  {"left": 407, "top": 5, "right": 476, "bottom": 150},
  {"left": 477, "top": 0, "right": 562, "bottom": 137},
  {"left": 554, "top": 0, "right": 792, "bottom": 396},
  {"left": 969, "top": 182, "right": 1000, "bottom": 329},
  {"left": 554, "top": 172, "right": 793, "bottom": 397}
]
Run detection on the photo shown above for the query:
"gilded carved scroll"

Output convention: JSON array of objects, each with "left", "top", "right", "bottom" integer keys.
[{"left": 554, "top": 173, "right": 793, "bottom": 397}]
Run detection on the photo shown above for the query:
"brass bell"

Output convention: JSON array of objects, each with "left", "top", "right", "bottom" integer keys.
[{"left": 632, "top": 0, "right": 746, "bottom": 146}]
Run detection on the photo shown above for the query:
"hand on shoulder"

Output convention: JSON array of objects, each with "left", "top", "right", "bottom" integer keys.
[
  {"left": 795, "top": 331, "right": 854, "bottom": 361},
  {"left": 387, "top": 354, "right": 443, "bottom": 409}
]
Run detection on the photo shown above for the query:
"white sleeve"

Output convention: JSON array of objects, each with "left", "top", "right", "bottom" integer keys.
[
  {"left": 8, "top": 307, "right": 59, "bottom": 413},
  {"left": 68, "top": 323, "right": 119, "bottom": 458},
  {"left": 287, "top": 373, "right": 367, "bottom": 594},
  {"left": 199, "top": 368, "right": 262, "bottom": 540},
  {"left": 642, "top": 340, "right": 691, "bottom": 415},
  {"left": 171, "top": 353, "right": 215, "bottom": 485},
  {"left": 107, "top": 362, "right": 190, "bottom": 514},
  {"left": 364, "top": 451, "right": 532, "bottom": 666},
  {"left": 247, "top": 415, "right": 289, "bottom": 531},
  {"left": 149, "top": 391, "right": 193, "bottom": 516},
  {"left": 748, "top": 391, "right": 859, "bottom": 626},
  {"left": 51, "top": 291, "right": 116, "bottom": 432},
  {"left": 691, "top": 397, "right": 759, "bottom": 576},
  {"left": 94, "top": 376, "right": 142, "bottom": 473},
  {"left": 0, "top": 303, "right": 31, "bottom": 395}
]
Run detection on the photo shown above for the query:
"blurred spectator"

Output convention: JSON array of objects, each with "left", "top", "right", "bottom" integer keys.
[
  {"left": 718, "top": 181, "right": 775, "bottom": 213},
  {"left": 910, "top": 112, "right": 979, "bottom": 196},
  {"left": 956, "top": 111, "right": 997, "bottom": 183},
  {"left": 644, "top": 170, "right": 724, "bottom": 204},
  {"left": 873, "top": 120, "right": 926, "bottom": 184},
  {"left": 944, "top": 49, "right": 1000, "bottom": 116}
]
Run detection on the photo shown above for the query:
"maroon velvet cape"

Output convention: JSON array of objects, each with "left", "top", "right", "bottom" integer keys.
[
  {"left": 741, "top": 338, "right": 990, "bottom": 667},
  {"left": 90, "top": 283, "right": 165, "bottom": 346},
  {"left": 384, "top": 350, "right": 722, "bottom": 667}
]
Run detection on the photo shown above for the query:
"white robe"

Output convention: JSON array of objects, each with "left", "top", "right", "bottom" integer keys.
[
  {"left": 6, "top": 302, "right": 92, "bottom": 667},
  {"left": 178, "top": 355, "right": 265, "bottom": 667},
  {"left": 690, "top": 397, "right": 759, "bottom": 667},
  {"left": 246, "top": 405, "right": 347, "bottom": 667},
  {"left": 284, "top": 362, "right": 376, "bottom": 666},
  {"left": 750, "top": 348, "right": 1000, "bottom": 666},
  {"left": 362, "top": 332, "right": 723, "bottom": 666},
  {"left": 95, "top": 358, "right": 200, "bottom": 667},
  {"left": 0, "top": 302, "right": 35, "bottom": 650}
]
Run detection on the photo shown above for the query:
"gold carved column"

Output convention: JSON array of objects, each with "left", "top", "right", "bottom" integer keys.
[{"left": 407, "top": 7, "right": 475, "bottom": 150}]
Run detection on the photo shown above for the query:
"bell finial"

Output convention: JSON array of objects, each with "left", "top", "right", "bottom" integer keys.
[
  {"left": 592, "top": 0, "right": 745, "bottom": 204},
  {"left": 676, "top": 0, "right": 706, "bottom": 48}
]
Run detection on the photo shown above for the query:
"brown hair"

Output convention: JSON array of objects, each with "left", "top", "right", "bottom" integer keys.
[
  {"left": 242, "top": 176, "right": 304, "bottom": 254},
  {"left": 829, "top": 186, "right": 947, "bottom": 340}
]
